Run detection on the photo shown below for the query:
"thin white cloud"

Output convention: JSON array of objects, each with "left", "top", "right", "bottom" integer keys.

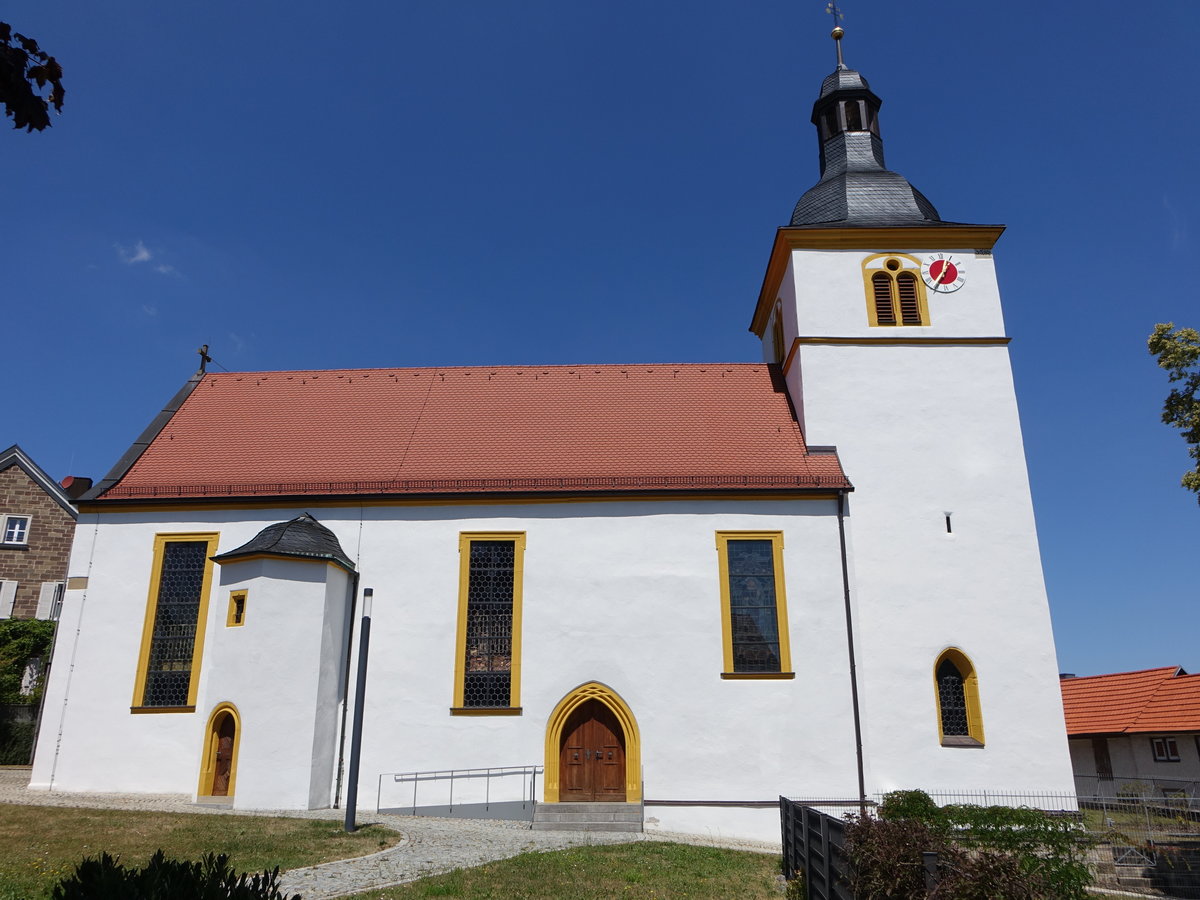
[
  {"left": 141, "top": 304, "right": 158, "bottom": 317},
  {"left": 118, "top": 240, "right": 152, "bottom": 264},
  {"left": 1162, "top": 194, "right": 1189, "bottom": 251},
  {"left": 115, "top": 240, "right": 182, "bottom": 276},
  {"left": 228, "top": 332, "right": 247, "bottom": 352}
]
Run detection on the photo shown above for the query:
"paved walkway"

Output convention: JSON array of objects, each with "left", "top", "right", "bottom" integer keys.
[{"left": 0, "top": 768, "right": 778, "bottom": 898}]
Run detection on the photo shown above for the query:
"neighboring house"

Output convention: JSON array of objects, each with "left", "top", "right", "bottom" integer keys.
[
  {"left": 30, "top": 47, "right": 1076, "bottom": 842},
  {"left": 0, "top": 445, "right": 86, "bottom": 620},
  {"left": 1062, "top": 667, "right": 1200, "bottom": 800}
]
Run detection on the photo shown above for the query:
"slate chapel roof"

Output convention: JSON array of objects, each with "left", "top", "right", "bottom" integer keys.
[
  {"left": 212, "top": 513, "right": 355, "bottom": 572},
  {"left": 1060, "top": 667, "right": 1200, "bottom": 736},
  {"left": 88, "top": 364, "right": 851, "bottom": 502}
]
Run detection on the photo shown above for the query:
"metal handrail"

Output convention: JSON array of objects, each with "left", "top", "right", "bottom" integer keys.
[{"left": 376, "top": 764, "right": 543, "bottom": 816}]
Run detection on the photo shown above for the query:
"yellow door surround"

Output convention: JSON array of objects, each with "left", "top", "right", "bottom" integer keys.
[{"left": 543, "top": 682, "right": 641, "bottom": 803}]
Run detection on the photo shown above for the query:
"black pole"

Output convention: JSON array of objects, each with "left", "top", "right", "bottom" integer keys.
[
  {"left": 837, "top": 492, "right": 867, "bottom": 816},
  {"left": 344, "top": 587, "right": 372, "bottom": 832}
]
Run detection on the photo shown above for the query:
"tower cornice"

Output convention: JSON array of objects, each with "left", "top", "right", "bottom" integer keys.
[{"left": 749, "top": 225, "right": 1005, "bottom": 336}]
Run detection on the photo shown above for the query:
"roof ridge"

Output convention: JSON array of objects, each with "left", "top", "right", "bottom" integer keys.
[
  {"left": 197, "top": 362, "right": 774, "bottom": 378},
  {"left": 1062, "top": 666, "right": 1181, "bottom": 684}
]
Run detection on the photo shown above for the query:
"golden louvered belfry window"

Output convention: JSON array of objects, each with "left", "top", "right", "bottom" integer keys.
[
  {"left": 863, "top": 255, "right": 929, "bottom": 327},
  {"left": 871, "top": 273, "right": 896, "bottom": 325},
  {"left": 896, "top": 273, "right": 921, "bottom": 325}
]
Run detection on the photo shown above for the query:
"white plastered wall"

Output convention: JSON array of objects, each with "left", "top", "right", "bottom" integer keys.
[
  {"left": 31, "top": 498, "right": 860, "bottom": 842},
  {"left": 199, "top": 557, "right": 351, "bottom": 810},
  {"left": 767, "top": 245, "right": 1075, "bottom": 798}
]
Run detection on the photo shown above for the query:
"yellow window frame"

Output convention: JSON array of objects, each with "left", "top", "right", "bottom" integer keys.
[
  {"left": 861, "top": 253, "right": 930, "bottom": 327},
  {"left": 934, "top": 647, "right": 986, "bottom": 746},
  {"left": 226, "top": 590, "right": 247, "bottom": 627},
  {"left": 131, "top": 532, "right": 220, "bottom": 713},
  {"left": 451, "top": 532, "right": 526, "bottom": 714},
  {"left": 716, "top": 531, "right": 794, "bottom": 679}
]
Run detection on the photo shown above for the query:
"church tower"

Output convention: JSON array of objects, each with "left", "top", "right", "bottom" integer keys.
[{"left": 752, "top": 25, "right": 1073, "bottom": 792}]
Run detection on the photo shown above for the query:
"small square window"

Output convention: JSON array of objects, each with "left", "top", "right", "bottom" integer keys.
[
  {"left": 1152, "top": 737, "right": 1180, "bottom": 762},
  {"left": 2, "top": 516, "right": 30, "bottom": 545},
  {"left": 227, "top": 590, "right": 247, "bottom": 627}
]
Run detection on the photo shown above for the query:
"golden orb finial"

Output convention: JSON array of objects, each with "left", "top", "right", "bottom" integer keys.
[{"left": 825, "top": 2, "right": 847, "bottom": 67}]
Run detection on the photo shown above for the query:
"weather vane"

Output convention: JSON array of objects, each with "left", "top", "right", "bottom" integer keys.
[{"left": 825, "top": 1, "right": 847, "bottom": 68}]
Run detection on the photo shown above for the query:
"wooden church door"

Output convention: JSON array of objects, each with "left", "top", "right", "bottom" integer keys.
[
  {"left": 210, "top": 713, "right": 236, "bottom": 796},
  {"left": 559, "top": 699, "right": 626, "bottom": 801}
]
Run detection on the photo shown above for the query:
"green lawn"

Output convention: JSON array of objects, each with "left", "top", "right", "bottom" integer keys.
[
  {"left": 0, "top": 805, "right": 395, "bottom": 900},
  {"left": 346, "top": 841, "right": 784, "bottom": 899},
  {"left": 0, "top": 805, "right": 783, "bottom": 900}
]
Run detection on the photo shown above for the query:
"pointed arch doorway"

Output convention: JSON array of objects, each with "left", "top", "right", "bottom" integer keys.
[
  {"left": 198, "top": 703, "right": 240, "bottom": 798},
  {"left": 544, "top": 683, "right": 641, "bottom": 803}
]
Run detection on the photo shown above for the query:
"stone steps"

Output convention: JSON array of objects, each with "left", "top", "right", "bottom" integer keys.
[{"left": 532, "top": 801, "right": 643, "bottom": 832}]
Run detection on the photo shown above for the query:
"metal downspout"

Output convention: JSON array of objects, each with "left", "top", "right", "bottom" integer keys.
[
  {"left": 837, "top": 490, "right": 867, "bottom": 814},
  {"left": 333, "top": 569, "right": 360, "bottom": 809}
]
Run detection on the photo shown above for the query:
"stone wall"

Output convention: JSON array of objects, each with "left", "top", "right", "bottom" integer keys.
[{"left": 0, "top": 464, "right": 75, "bottom": 618}]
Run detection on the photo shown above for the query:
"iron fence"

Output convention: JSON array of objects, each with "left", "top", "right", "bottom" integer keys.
[{"left": 1075, "top": 773, "right": 1200, "bottom": 803}]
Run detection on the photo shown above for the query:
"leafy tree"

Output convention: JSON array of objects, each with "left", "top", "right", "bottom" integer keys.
[
  {"left": 1148, "top": 323, "right": 1200, "bottom": 504},
  {"left": 0, "top": 22, "right": 64, "bottom": 131}
]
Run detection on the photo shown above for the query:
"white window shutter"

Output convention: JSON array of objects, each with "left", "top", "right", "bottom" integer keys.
[
  {"left": 0, "top": 581, "right": 16, "bottom": 618},
  {"left": 36, "top": 582, "right": 62, "bottom": 619}
]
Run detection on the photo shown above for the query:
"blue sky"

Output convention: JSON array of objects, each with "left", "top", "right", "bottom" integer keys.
[{"left": 5, "top": 2, "right": 1198, "bottom": 677}]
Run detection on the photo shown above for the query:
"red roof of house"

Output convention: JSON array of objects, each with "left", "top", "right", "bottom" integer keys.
[
  {"left": 1060, "top": 666, "right": 1200, "bottom": 735},
  {"left": 93, "top": 364, "right": 851, "bottom": 501}
]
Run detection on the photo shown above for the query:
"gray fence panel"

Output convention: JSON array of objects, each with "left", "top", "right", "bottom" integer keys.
[{"left": 780, "top": 797, "right": 853, "bottom": 900}]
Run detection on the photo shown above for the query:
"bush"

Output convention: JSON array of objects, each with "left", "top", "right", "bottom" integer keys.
[
  {"left": 0, "top": 617, "right": 55, "bottom": 703},
  {"left": 878, "top": 789, "right": 942, "bottom": 823},
  {"left": 0, "top": 715, "right": 36, "bottom": 765},
  {"left": 50, "top": 850, "right": 300, "bottom": 900},
  {"left": 844, "top": 790, "right": 1093, "bottom": 900}
]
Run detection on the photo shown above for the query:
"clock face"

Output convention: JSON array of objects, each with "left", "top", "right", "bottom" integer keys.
[{"left": 922, "top": 254, "right": 966, "bottom": 293}]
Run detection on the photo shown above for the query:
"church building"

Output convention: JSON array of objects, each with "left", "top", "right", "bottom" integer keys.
[{"left": 30, "top": 31, "right": 1075, "bottom": 841}]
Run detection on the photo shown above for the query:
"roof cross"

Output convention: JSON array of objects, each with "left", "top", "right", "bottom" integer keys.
[{"left": 825, "top": 1, "right": 847, "bottom": 68}]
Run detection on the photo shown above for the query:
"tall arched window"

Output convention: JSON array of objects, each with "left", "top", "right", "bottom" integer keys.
[
  {"left": 862, "top": 255, "right": 929, "bottom": 327},
  {"left": 934, "top": 648, "right": 984, "bottom": 746}
]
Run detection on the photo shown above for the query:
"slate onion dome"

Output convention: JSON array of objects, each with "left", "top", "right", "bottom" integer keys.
[
  {"left": 212, "top": 512, "right": 356, "bottom": 573},
  {"left": 789, "top": 24, "right": 942, "bottom": 227}
]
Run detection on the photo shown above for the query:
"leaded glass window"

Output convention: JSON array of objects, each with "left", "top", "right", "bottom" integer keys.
[
  {"left": 722, "top": 536, "right": 785, "bottom": 674},
  {"left": 937, "top": 659, "right": 969, "bottom": 736},
  {"left": 141, "top": 540, "right": 210, "bottom": 707},
  {"left": 461, "top": 538, "right": 517, "bottom": 708}
]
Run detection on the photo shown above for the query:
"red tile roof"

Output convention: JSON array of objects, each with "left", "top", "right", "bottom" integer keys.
[
  {"left": 1060, "top": 667, "right": 1200, "bottom": 735},
  {"left": 95, "top": 364, "right": 851, "bottom": 501}
]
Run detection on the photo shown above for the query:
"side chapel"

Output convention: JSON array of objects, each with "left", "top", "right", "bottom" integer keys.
[{"left": 31, "top": 29, "right": 1075, "bottom": 840}]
